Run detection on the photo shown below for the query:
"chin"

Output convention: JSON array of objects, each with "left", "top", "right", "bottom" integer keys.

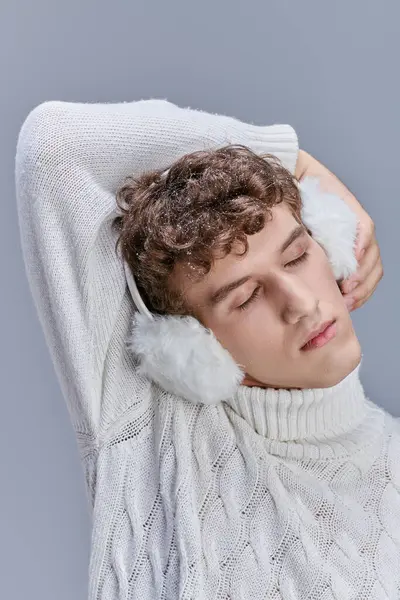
[{"left": 313, "top": 335, "right": 362, "bottom": 388}]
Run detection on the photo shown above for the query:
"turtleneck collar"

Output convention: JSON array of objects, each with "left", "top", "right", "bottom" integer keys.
[{"left": 222, "top": 357, "right": 385, "bottom": 461}]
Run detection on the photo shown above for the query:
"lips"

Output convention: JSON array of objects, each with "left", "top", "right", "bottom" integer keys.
[{"left": 300, "top": 319, "right": 336, "bottom": 349}]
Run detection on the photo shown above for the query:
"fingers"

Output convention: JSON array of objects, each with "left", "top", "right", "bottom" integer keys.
[
  {"left": 343, "top": 260, "right": 384, "bottom": 311},
  {"left": 350, "top": 262, "right": 384, "bottom": 310},
  {"left": 340, "top": 241, "right": 380, "bottom": 295},
  {"left": 336, "top": 211, "right": 382, "bottom": 312},
  {"left": 340, "top": 237, "right": 383, "bottom": 311},
  {"left": 354, "top": 214, "right": 375, "bottom": 262}
]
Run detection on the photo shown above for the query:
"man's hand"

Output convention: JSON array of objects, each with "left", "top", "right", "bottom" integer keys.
[{"left": 295, "top": 150, "right": 384, "bottom": 312}]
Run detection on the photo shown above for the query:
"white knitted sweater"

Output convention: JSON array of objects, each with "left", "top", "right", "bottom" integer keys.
[{"left": 15, "top": 99, "right": 400, "bottom": 599}]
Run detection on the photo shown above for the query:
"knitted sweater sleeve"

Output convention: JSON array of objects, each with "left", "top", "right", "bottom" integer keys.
[{"left": 14, "top": 98, "right": 298, "bottom": 448}]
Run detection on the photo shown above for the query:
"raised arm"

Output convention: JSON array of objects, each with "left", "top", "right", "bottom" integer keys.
[{"left": 15, "top": 98, "right": 299, "bottom": 465}]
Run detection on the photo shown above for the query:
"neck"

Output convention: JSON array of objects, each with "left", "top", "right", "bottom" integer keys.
[{"left": 223, "top": 358, "right": 385, "bottom": 460}]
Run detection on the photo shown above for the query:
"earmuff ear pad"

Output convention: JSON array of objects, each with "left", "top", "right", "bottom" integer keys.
[
  {"left": 127, "top": 312, "right": 244, "bottom": 405},
  {"left": 299, "top": 177, "right": 358, "bottom": 280}
]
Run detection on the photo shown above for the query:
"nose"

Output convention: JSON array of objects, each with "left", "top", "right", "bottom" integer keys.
[{"left": 276, "top": 273, "right": 319, "bottom": 325}]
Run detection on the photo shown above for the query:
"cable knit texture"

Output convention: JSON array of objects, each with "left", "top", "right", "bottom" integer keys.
[{"left": 15, "top": 99, "right": 400, "bottom": 599}]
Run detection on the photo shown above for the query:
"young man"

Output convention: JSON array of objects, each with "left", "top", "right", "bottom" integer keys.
[
  {"left": 112, "top": 144, "right": 361, "bottom": 392},
  {"left": 16, "top": 99, "right": 393, "bottom": 599}
]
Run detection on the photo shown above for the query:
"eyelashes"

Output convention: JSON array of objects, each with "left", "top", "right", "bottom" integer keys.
[
  {"left": 238, "top": 285, "right": 262, "bottom": 311},
  {"left": 285, "top": 250, "right": 310, "bottom": 268},
  {"left": 237, "top": 251, "right": 310, "bottom": 312}
]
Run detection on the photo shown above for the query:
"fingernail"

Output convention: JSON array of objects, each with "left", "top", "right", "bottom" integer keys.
[
  {"left": 345, "top": 296, "right": 354, "bottom": 309},
  {"left": 347, "top": 281, "right": 358, "bottom": 293}
]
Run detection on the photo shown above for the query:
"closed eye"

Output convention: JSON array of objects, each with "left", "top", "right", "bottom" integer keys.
[
  {"left": 238, "top": 286, "right": 262, "bottom": 311},
  {"left": 285, "top": 251, "right": 309, "bottom": 268}
]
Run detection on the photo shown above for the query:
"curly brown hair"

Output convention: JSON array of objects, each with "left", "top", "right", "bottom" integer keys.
[{"left": 111, "top": 144, "right": 303, "bottom": 316}]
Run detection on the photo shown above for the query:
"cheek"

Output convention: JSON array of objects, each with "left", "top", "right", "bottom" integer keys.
[
  {"left": 310, "top": 239, "right": 330, "bottom": 267},
  {"left": 212, "top": 308, "right": 282, "bottom": 368},
  {"left": 203, "top": 308, "right": 272, "bottom": 360},
  {"left": 311, "top": 243, "right": 346, "bottom": 303}
]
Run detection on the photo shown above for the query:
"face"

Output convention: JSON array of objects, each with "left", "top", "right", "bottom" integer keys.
[{"left": 171, "top": 203, "right": 362, "bottom": 390}]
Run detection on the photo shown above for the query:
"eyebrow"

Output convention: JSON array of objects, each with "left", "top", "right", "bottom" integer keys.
[{"left": 208, "top": 224, "right": 307, "bottom": 306}]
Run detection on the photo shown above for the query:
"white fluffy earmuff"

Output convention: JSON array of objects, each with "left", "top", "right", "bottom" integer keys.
[{"left": 123, "top": 176, "right": 359, "bottom": 405}]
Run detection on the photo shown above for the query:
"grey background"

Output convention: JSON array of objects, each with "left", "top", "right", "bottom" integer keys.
[{"left": 1, "top": 0, "right": 399, "bottom": 598}]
